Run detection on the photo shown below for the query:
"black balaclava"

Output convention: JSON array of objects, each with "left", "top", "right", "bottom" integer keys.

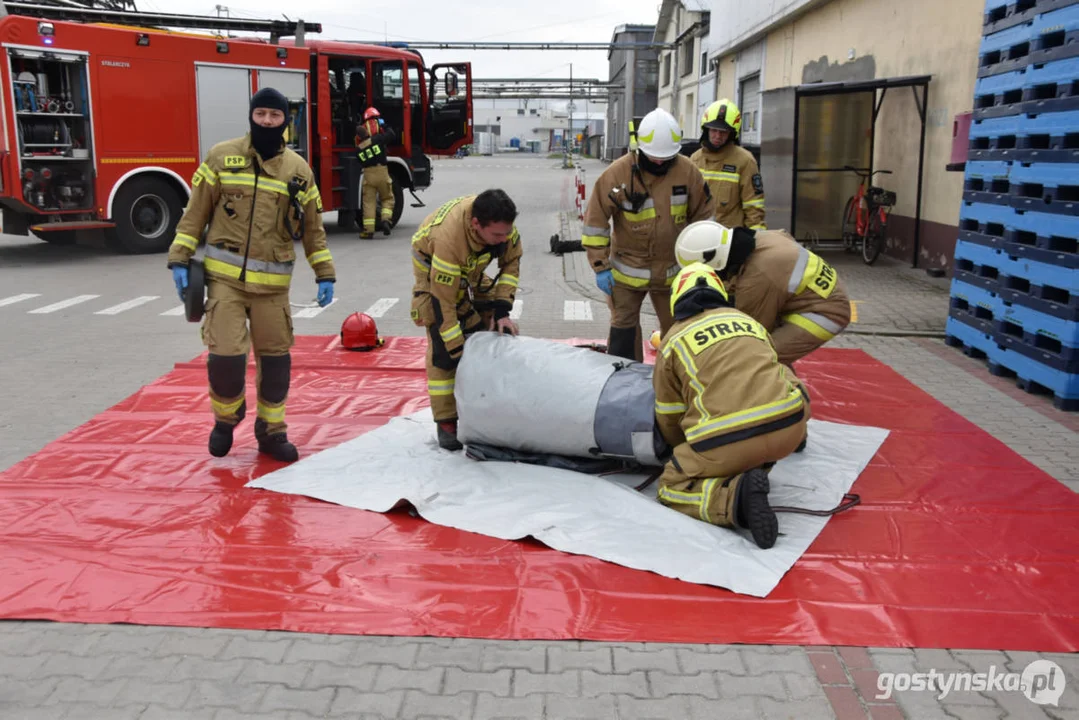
[
  {"left": 249, "top": 87, "right": 289, "bottom": 160},
  {"left": 672, "top": 281, "right": 731, "bottom": 321},
  {"left": 637, "top": 150, "right": 676, "bottom": 176},
  {"left": 718, "top": 227, "right": 758, "bottom": 281}
]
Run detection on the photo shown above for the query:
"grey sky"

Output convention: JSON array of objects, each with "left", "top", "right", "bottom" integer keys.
[{"left": 152, "top": 0, "right": 665, "bottom": 82}]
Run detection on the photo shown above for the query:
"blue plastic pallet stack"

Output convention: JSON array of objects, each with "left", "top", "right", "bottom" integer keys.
[{"left": 946, "top": 0, "right": 1079, "bottom": 410}]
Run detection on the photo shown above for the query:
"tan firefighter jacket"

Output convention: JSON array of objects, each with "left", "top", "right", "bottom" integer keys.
[
  {"left": 725, "top": 230, "right": 851, "bottom": 341},
  {"left": 410, "top": 196, "right": 523, "bottom": 353},
  {"left": 581, "top": 153, "right": 714, "bottom": 290},
  {"left": 689, "top": 143, "right": 766, "bottom": 230},
  {"left": 166, "top": 134, "right": 335, "bottom": 294},
  {"left": 653, "top": 306, "right": 808, "bottom": 453}
]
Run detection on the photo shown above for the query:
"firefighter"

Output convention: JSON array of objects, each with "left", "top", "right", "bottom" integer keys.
[
  {"left": 582, "top": 107, "right": 715, "bottom": 361},
  {"left": 410, "top": 190, "right": 522, "bottom": 450},
  {"left": 675, "top": 220, "right": 851, "bottom": 366},
  {"left": 690, "top": 99, "right": 766, "bottom": 231},
  {"left": 360, "top": 107, "right": 382, "bottom": 142},
  {"left": 167, "top": 87, "right": 336, "bottom": 463},
  {"left": 653, "top": 262, "right": 810, "bottom": 549},
  {"left": 355, "top": 122, "right": 396, "bottom": 238}
]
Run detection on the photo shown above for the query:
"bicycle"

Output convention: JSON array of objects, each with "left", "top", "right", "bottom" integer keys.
[{"left": 841, "top": 165, "right": 896, "bottom": 265}]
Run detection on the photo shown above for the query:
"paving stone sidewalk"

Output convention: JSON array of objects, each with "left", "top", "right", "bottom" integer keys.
[{"left": 560, "top": 209, "right": 951, "bottom": 337}]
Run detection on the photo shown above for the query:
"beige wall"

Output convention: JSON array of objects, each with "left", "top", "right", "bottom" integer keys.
[
  {"left": 760, "top": 0, "right": 984, "bottom": 237},
  {"left": 659, "top": 5, "right": 708, "bottom": 132},
  {"left": 714, "top": 54, "right": 737, "bottom": 106}
]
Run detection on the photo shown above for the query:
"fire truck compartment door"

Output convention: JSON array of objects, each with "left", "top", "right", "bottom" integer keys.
[
  {"left": 257, "top": 70, "right": 307, "bottom": 102},
  {"left": 196, "top": 65, "right": 252, "bottom": 159}
]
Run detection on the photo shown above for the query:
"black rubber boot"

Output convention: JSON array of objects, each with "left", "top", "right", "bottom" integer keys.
[
  {"left": 607, "top": 326, "right": 638, "bottom": 361},
  {"left": 381, "top": 219, "right": 392, "bottom": 236},
  {"left": 437, "top": 421, "right": 463, "bottom": 451},
  {"left": 208, "top": 421, "right": 235, "bottom": 457},
  {"left": 255, "top": 419, "right": 299, "bottom": 462},
  {"left": 795, "top": 435, "right": 807, "bottom": 453},
  {"left": 734, "top": 468, "right": 778, "bottom": 549}
]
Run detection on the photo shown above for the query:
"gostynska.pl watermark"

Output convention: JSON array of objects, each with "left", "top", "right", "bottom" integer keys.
[{"left": 876, "top": 659, "right": 1066, "bottom": 706}]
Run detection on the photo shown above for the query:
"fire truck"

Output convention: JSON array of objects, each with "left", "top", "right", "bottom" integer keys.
[{"left": 0, "top": 2, "right": 473, "bottom": 252}]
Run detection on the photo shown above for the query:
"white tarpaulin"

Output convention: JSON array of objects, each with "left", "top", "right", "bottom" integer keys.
[{"left": 248, "top": 409, "right": 888, "bottom": 597}]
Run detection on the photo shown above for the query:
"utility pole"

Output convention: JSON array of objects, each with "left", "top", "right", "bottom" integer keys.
[{"left": 568, "top": 62, "right": 573, "bottom": 154}]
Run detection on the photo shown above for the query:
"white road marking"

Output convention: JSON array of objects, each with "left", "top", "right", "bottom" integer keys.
[
  {"left": 364, "top": 297, "right": 399, "bottom": 318},
  {"left": 27, "top": 294, "right": 99, "bottom": 314},
  {"left": 292, "top": 297, "right": 337, "bottom": 319},
  {"left": 563, "top": 300, "right": 593, "bottom": 321},
  {"left": 510, "top": 299, "right": 523, "bottom": 320},
  {"left": 94, "top": 295, "right": 160, "bottom": 315},
  {"left": 0, "top": 293, "right": 41, "bottom": 308},
  {"left": 160, "top": 305, "right": 187, "bottom": 316}
]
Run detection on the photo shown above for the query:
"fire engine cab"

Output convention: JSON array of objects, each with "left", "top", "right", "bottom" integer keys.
[{"left": 0, "top": 2, "right": 473, "bottom": 252}]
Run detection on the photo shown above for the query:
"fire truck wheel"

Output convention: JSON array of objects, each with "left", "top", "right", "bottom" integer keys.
[
  {"left": 336, "top": 209, "right": 357, "bottom": 231},
  {"left": 106, "top": 176, "right": 184, "bottom": 254}
]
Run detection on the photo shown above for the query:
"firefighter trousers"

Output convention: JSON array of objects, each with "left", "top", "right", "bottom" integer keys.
[
  {"left": 361, "top": 165, "right": 394, "bottom": 234},
  {"left": 656, "top": 414, "right": 809, "bottom": 528},
  {"left": 423, "top": 297, "right": 486, "bottom": 422},
  {"left": 772, "top": 290, "right": 852, "bottom": 366},
  {"left": 607, "top": 284, "right": 674, "bottom": 362},
  {"left": 200, "top": 281, "right": 295, "bottom": 437}
]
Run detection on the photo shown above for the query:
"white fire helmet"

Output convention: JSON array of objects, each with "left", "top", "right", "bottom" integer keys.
[
  {"left": 636, "top": 108, "right": 682, "bottom": 160},
  {"left": 675, "top": 220, "right": 734, "bottom": 270}
]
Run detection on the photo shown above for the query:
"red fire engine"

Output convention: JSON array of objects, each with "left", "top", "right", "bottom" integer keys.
[{"left": 0, "top": 3, "right": 473, "bottom": 252}]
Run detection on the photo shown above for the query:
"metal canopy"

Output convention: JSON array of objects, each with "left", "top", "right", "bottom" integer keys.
[
  {"left": 794, "top": 74, "right": 933, "bottom": 96},
  {"left": 762, "top": 74, "right": 932, "bottom": 268}
]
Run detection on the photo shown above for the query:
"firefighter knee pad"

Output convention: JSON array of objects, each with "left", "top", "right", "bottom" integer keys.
[
  {"left": 208, "top": 354, "right": 247, "bottom": 398},
  {"left": 607, "top": 326, "right": 638, "bottom": 360},
  {"left": 258, "top": 353, "right": 291, "bottom": 403},
  {"left": 428, "top": 327, "right": 461, "bottom": 371},
  {"left": 432, "top": 346, "right": 462, "bottom": 372}
]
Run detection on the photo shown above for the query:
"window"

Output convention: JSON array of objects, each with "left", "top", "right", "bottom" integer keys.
[
  {"left": 637, "top": 58, "right": 658, "bottom": 90},
  {"left": 407, "top": 63, "right": 421, "bottom": 105},
  {"left": 681, "top": 38, "right": 694, "bottom": 77},
  {"left": 662, "top": 54, "right": 671, "bottom": 87},
  {"left": 700, "top": 50, "right": 708, "bottom": 76},
  {"left": 375, "top": 63, "right": 402, "bottom": 100}
]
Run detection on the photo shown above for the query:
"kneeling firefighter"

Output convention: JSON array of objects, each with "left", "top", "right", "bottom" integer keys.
[
  {"left": 409, "top": 190, "right": 523, "bottom": 450},
  {"left": 652, "top": 262, "right": 810, "bottom": 548},
  {"left": 167, "top": 87, "right": 336, "bottom": 462},
  {"left": 675, "top": 221, "right": 851, "bottom": 366},
  {"left": 581, "top": 108, "right": 715, "bottom": 361},
  {"left": 355, "top": 120, "right": 396, "bottom": 238}
]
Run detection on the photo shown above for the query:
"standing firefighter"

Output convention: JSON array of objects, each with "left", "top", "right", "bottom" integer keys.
[
  {"left": 675, "top": 221, "right": 850, "bottom": 366},
  {"left": 167, "top": 87, "right": 336, "bottom": 462},
  {"left": 690, "top": 99, "right": 766, "bottom": 231},
  {"left": 653, "top": 262, "right": 810, "bottom": 549},
  {"left": 582, "top": 108, "right": 714, "bottom": 361},
  {"left": 355, "top": 121, "right": 396, "bottom": 238},
  {"left": 410, "top": 190, "right": 522, "bottom": 450}
]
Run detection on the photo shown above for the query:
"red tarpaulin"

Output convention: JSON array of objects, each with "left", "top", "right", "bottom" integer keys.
[{"left": 0, "top": 337, "right": 1076, "bottom": 651}]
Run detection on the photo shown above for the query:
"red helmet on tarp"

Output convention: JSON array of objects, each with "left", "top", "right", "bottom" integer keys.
[
  {"left": 363, "top": 107, "right": 381, "bottom": 120},
  {"left": 341, "top": 312, "right": 383, "bottom": 351}
]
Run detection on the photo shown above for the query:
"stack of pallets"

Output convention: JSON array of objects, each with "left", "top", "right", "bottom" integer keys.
[{"left": 946, "top": 0, "right": 1079, "bottom": 410}]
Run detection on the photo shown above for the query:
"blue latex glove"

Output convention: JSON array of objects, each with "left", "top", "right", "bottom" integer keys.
[
  {"left": 317, "top": 280, "right": 335, "bottom": 307},
  {"left": 172, "top": 265, "right": 188, "bottom": 302},
  {"left": 595, "top": 269, "right": 614, "bottom": 296}
]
